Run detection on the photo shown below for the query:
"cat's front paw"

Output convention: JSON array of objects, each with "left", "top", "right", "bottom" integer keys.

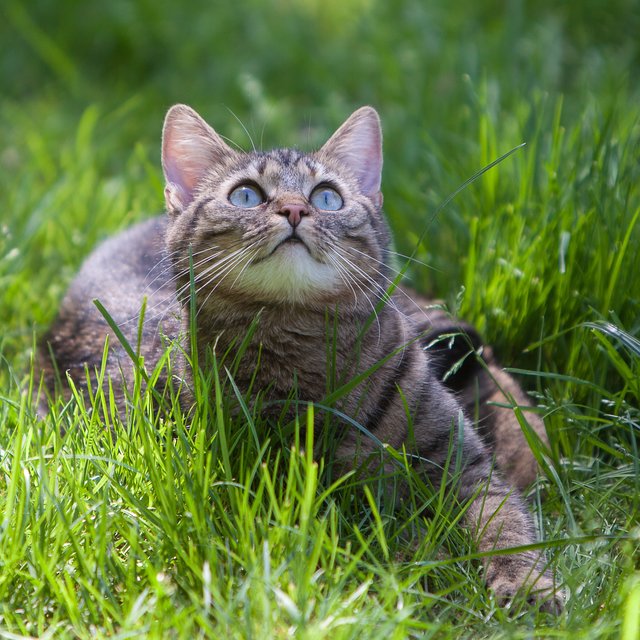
[{"left": 487, "top": 560, "right": 564, "bottom": 613}]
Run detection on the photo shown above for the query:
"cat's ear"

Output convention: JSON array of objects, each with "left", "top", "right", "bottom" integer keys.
[
  {"left": 320, "top": 106, "right": 383, "bottom": 197},
  {"left": 162, "top": 104, "right": 235, "bottom": 213}
]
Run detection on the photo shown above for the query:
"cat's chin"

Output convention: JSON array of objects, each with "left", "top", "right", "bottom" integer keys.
[
  {"left": 233, "top": 243, "right": 342, "bottom": 304},
  {"left": 271, "top": 237, "right": 309, "bottom": 256}
]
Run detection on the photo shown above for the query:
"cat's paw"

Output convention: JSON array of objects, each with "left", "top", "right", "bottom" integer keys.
[{"left": 488, "top": 562, "right": 564, "bottom": 614}]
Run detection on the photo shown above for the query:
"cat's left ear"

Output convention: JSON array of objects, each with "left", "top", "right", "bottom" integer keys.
[{"left": 320, "top": 106, "right": 383, "bottom": 199}]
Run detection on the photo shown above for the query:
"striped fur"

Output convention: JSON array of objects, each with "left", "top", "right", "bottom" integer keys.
[{"left": 38, "top": 105, "right": 562, "bottom": 611}]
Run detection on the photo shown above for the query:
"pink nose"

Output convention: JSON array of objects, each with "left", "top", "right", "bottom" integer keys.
[{"left": 279, "top": 203, "right": 308, "bottom": 227}]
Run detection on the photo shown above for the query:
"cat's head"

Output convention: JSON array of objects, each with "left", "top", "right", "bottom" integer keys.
[{"left": 162, "top": 104, "right": 391, "bottom": 309}]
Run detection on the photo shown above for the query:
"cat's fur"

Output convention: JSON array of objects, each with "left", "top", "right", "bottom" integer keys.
[{"left": 38, "top": 105, "right": 561, "bottom": 611}]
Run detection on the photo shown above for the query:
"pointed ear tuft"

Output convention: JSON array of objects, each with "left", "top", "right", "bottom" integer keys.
[
  {"left": 319, "top": 106, "right": 383, "bottom": 196},
  {"left": 161, "top": 104, "right": 235, "bottom": 212}
]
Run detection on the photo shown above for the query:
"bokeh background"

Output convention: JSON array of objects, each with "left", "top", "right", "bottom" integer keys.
[
  {"left": 1, "top": 2, "right": 640, "bottom": 635},
  {"left": 2, "top": 0, "right": 639, "bottom": 375}
]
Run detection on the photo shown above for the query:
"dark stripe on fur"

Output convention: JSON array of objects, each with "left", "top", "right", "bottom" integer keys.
[
  {"left": 361, "top": 199, "right": 380, "bottom": 233},
  {"left": 364, "top": 344, "right": 415, "bottom": 432},
  {"left": 256, "top": 157, "right": 268, "bottom": 175}
]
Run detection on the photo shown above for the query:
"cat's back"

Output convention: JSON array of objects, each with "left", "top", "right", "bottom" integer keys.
[
  {"left": 69, "top": 216, "right": 172, "bottom": 319},
  {"left": 38, "top": 216, "right": 180, "bottom": 402}
]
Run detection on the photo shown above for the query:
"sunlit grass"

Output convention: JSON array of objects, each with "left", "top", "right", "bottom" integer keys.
[{"left": 1, "top": 0, "right": 639, "bottom": 637}]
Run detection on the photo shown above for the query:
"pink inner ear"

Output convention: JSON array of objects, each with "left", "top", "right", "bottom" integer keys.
[
  {"left": 163, "top": 157, "right": 189, "bottom": 195},
  {"left": 355, "top": 135, "right": 382, "bottom": 195},
  {"left": 320, "top": 107, "right": 383, "bottom": 197},
  {"left": 164, "top": 150, "right": 214, "bottom": 198},
  {"left": 164, "top": 182, "right": 189, "bottom": 212},
  {"left": 162, "top": 140, "right": 196, "bottom": 209},
  {"left": 162, "top": 136, "right": 207, "bottom": 208},
  {"left": 161, "top": 104, "right": 237, "bottom": 211}
]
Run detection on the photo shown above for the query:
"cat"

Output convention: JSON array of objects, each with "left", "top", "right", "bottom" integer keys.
[{"left": 38, "top": 104, "right": 562, "bottom": 612}]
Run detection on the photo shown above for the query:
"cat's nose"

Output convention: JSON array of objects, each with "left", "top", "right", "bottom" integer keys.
[{"left": 278, "top": 203, "right": 308, "bottom": 228}]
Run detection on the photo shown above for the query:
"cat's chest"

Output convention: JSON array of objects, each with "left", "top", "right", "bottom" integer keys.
[
  {"left": 196, "top": 308, "right": 359, "bottom": 400},
  {"left": 252, "top": 337, "right": 330, "bottom": 398}
]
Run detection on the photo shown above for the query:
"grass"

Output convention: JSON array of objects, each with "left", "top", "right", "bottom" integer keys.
[{"left": 1, "top": 0, "right": 639, "bottom": 637}]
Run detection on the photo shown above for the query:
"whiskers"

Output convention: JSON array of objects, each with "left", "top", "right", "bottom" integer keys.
[
  {"left": 382, "top": 248, "right": 437, "bottom": 273},
  {"left": 117, "top": 223, "right": 439, "bottom": 352},
  {"left": 325, "top": 242, "right": 404, "bottom": 343},
  {"left": 119, "top": 239, "right": 261, "bottom": 328},
  {"left": 321, "top": 240, "right": 445, "bottom": 348},
  {"left": 141, "top": 245, "right": 213, "bottom": 295},
  {"left": 189, "top": 242, "right": 261, "bottom": 321}
]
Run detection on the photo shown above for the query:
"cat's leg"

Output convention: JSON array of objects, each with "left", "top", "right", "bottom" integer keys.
[
  {"left": 466, "top": 347, "right": 549, "bottom": 491},
  {"left": 334, "top": 344, "right": 562, "bottom": 611},
  {"left": 458, "top": 451, "right": 562, "bottom": 612},
  {"left": 412, "top": 395, "right": 562, "bottom": 612},
  {"left": 427, "top": 323, "right": 549, "bottom": 491},
  {"left": 398, "top": 291, "right": 548, "bottom": 490}
]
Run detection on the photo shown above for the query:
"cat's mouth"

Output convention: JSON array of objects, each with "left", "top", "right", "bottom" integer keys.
[
  {"left": 250, "top": 231, "right": 316, "bottom": 266},
  {"left": 271, "top": 234, "right": 311, "bottom": 255}
]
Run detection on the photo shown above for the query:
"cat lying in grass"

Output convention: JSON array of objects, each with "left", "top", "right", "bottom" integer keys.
[{"left": 38, "top": 104, "right": 562, "bottom": 612}]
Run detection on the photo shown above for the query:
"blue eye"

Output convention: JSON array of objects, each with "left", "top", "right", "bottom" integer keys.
[
  {"left": 229, "top": 184, "right": 264, "bottom": 208},
  {"left": 310, "top": 186, "right": 343, "bottom": 211}
]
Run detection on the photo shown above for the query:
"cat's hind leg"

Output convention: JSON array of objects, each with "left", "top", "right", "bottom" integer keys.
[{"left": 398, "top": 292, "right": 549, "bottom": 490}]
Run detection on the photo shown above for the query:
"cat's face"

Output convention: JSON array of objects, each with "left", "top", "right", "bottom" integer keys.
[{"left": 162, "top": 105, "right": 391, "bottom": 308}]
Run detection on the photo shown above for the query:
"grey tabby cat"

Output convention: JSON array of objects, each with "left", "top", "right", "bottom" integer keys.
[{"left": 39, "top": 105, "right": 561, "bottom": 611}]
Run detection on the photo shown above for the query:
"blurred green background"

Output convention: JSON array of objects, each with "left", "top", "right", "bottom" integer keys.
[
  {"left": 1, "top": 0, "right": 639, "bottom": 370},
  {"left": 1, "top": 3, "right": 640, "bottom": 635},
  {"left": 4, "top": 0, "right": 639, "bottom": 107}
]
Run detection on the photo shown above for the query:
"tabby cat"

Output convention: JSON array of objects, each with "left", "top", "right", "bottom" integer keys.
[{"left": 38, "top": 105, "right": 561, "bottom": 611}]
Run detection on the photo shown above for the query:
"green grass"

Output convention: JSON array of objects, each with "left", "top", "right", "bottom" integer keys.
[{"left": 1, "top": 0, "right": 639, "bottom": 637}]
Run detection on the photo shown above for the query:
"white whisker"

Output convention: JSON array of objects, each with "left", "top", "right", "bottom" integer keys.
[
  {"left": 119, "top": 242, "right": 256, "bottom": 328},
  {"left": 195, "top": 243, "right": 259, "bottom": 318},
  {"left": 229, "top": 247, "right": 260, "bottom": 290},
  {"left": 345, "top": 244, "right": 411, "bottom": 280},
  {"left": 177, "top": 245, "right": 254, "bottom": 302},
  {"left": 143, "top": 245, "right": 224, "bottom": 292},
  {"left": 332, "top": 246, "right": 395, "bottom": 305},
  {"left": 324, "top": 253, "right": 358, "bottom": 305},
  {"left": 225, "top": 106, "right": 257, "bottom": 152},
  {"left": 383, "top": 248, "right": 437, "bottom": 272},
  {"left": 342, "top": 245, "right": 432, "bottom": 323},
  {"left": 329, "top": 250, "right": 384, "bottom": 342}
]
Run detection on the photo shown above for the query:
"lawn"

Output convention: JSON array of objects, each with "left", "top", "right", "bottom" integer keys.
[{"left": 1, "top": 0, "right": 639, "bottom": 637}]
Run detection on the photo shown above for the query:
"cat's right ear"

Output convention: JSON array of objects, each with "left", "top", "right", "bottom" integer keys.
[
  {"left": 162, "top": 104, "right": 235, "bottom": 213},
  {"left": 319, "top": 106, "right": 383, "bottom": 202}
]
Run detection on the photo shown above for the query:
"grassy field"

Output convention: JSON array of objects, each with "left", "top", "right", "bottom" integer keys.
[{"left": 1, "top": 0, "right": 639, "bottom": 637}]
